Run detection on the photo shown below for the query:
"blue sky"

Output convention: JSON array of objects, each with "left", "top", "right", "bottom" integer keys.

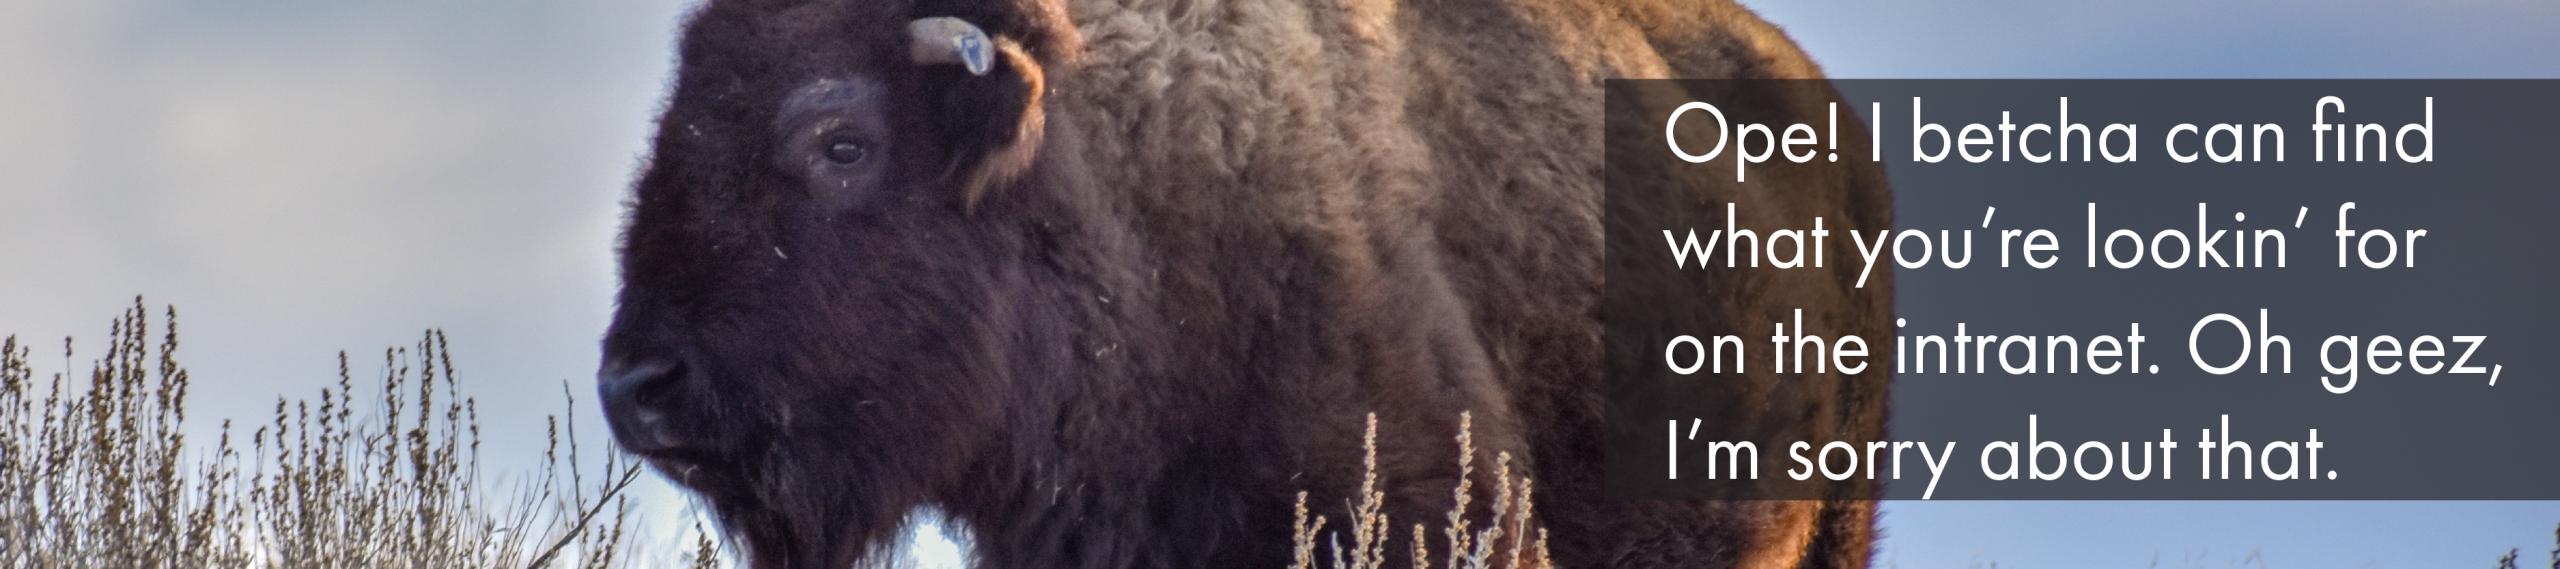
[{"left": 1, "top": 0, "right": 2553, "bottom": 567}]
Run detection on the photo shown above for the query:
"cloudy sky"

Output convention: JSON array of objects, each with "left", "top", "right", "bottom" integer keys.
[{"left": 2, "top": 0, "right": 2555, "bottom": 567}]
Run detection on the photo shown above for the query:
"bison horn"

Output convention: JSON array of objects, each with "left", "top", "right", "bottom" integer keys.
[{"left": 908, "top": 17, "right": 995, "bottom": 75}]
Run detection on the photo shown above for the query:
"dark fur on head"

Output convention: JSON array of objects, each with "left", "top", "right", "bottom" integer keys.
[{"left": 603, "top": 0, "right": 1120, "bottom": 566}]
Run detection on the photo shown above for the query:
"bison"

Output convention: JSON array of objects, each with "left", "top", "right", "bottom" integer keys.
[{"left": 596, "top": 0, "right": 1891, "bottom": 566}]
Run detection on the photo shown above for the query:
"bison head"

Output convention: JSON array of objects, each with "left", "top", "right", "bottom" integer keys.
[{"left": 597, "top": 0, "right": 1091, "bottom": 566}]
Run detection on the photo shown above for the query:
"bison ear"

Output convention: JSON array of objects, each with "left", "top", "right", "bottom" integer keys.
[{"left": 910, "top": 17, "right": 1047, "bottom": 210}]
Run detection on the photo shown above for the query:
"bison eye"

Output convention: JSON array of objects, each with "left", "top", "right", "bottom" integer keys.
[{"left": 825, "top": 139, "right": 867, "bottom": 165}]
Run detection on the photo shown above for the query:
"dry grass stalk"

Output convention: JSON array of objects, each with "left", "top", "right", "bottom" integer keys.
[
  {"left": 1347, "top": 413, "right": 1390, "bottom": 569},
  {"left": 688, "top": 520, "right": 728, "bottom": 569},
  {"left": 0, "top": 299, "right": 662, "bottom": 568},
  {"left": 1411, "top": 523, "right": 1429, "bottom": 569},
  {"left": 0, "top": 300, "right": 245, "bottom": 568},
  {"left": 1292, "top": 491, "right": 1328, "bottom": 569},
  {"left": 1296, "top": 411, "right": 1550, "bottom": 569}
]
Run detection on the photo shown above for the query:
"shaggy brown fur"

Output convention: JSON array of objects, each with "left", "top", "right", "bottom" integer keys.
[{"left": 597, "top": 0, "right": 1890, "bottom": 566}]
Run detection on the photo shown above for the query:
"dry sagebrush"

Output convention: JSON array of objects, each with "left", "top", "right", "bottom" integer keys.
[
  {"left": 1292, "top": 412, "right": 1551, "bottom": 569},
  {"left": 0, "top": 299, "right": 682, "bottom": 568}
]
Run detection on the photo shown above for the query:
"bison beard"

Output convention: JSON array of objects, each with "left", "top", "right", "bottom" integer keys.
[{"left": 596, "top": 0, "right": 1890, "bottom": 567}]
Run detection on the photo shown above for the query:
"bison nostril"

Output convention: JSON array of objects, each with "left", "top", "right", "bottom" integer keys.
[{"left": 599, "top": 359, "right": 690, "bottom": 454}]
